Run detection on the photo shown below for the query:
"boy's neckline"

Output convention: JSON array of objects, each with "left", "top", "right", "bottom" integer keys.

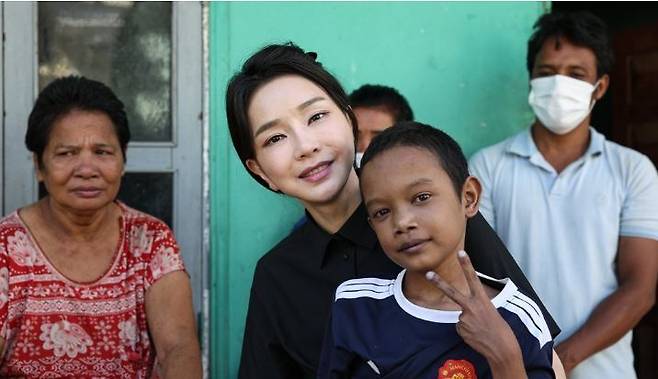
[{"left": 393, "top": 269, "right": 517, "bottom": 323}]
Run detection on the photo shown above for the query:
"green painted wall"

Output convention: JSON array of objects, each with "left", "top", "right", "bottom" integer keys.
[{"left": 209, "top": 2, "right": 547, "bottom": 377}]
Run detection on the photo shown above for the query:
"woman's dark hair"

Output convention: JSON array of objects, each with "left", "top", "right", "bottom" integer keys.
[
  {"left": 26, "top": 75, "right": 130, "bottom": 166},
  {"left": 225, "top": 42, "right": 358, "bottom": 191},
  {"left": 360, "top": 121, "right": 469, "bottom": 196},
  {"left": 527, "top": 11, "right": 614, "bottom": 78},
  {"left": 349, "top": 84, "right": 414, "bottom": 122}
]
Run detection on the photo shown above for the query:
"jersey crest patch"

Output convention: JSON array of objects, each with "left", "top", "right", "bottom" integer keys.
[{"left": 438, "top": 359, "right": 477, "bottom": 379}]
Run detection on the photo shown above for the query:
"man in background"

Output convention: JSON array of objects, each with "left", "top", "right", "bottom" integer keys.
[
  {"left": 470, "top": 11, "right": 658, "bottom": 378},
  {"left": 349, "top": 84, "right": 413, "bottom": 166}
]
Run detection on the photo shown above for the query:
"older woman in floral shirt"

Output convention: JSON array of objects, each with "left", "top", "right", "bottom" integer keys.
[{"left": 0, "top": 76, "right": 201, "bottom": 378}]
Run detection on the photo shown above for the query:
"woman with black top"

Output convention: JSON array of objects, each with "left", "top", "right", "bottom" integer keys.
[{"left": 225, "top": 42, "right": 560, "bottom": 379}]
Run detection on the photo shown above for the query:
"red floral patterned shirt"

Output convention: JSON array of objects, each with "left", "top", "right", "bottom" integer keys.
[{"left": 0, "top": 202, "right": 186, "bottom": 378}]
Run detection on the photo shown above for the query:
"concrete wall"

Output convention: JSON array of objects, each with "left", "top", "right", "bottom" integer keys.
[{"left": 209, "top": 2, "right": 546, "bottom": 377}]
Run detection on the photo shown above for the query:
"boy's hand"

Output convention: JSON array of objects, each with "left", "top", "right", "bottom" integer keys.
[{"left": 426, "top": 250, "right": 527, "bottom": 378}]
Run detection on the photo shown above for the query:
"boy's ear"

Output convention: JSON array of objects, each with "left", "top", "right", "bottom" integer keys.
[
  {"left": 461, "top": 176, "right": 481, "bottom": 218},
  {"left": 246, "top": 158, "right": 280, "bottom": 192}
]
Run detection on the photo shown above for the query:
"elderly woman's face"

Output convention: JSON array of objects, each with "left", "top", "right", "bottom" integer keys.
[{"left": 37, "top": 109, "right": 124, "bottom": 212}]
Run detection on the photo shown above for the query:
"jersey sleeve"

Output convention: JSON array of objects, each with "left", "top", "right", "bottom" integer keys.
[
  {"left": 620, "top": 154, "right": 658, "bottom": 241},
  {"left": 504, "top": 290, "right": 556, "bottom": 378},
  {"left": 468, "top": 149, "right": 496, "bottom": 229},
  {"left": 522, "top": 338, "right": 555, "bottom": 378},
  {"left": 145, "top": 222, "right": 186, "bottom": 290}
]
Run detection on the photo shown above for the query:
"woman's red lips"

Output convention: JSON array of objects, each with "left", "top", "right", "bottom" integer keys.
[{"left": 299, "top": 161, "right": 332, "bottom": 181}]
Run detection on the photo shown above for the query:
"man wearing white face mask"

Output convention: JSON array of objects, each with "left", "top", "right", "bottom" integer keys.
[{"left": 470, "top": 11, "right": 658, "bottom": 379}]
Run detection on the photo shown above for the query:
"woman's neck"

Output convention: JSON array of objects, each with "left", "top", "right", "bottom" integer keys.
[
  {"left": 38, "top": 198, "right": 118, "bottom": 241},
  {"left": 303, "top": 168, "right": 361, "bottom": 234}
]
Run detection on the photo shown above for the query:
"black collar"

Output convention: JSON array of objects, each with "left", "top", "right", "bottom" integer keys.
[{"left": 302, "top": 202, "right": 379, "bottom": 268}]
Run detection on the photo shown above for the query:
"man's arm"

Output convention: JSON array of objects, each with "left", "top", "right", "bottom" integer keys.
[
  {"left": 146, "top": 271, "right": 202, "bottom": 378},
  {"left": 555, "top": 236, "right": 658, "bottom": 373}
]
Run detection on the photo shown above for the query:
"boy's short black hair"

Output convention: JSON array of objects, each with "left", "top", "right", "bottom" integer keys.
[
  {"left": 527, "top": 11, "right": 614, "bottom": 77},
  {"left": 349, "top": 84, "right": 414, "bottom": 122},
  {"left": 225, "top": 42, "right": 358, "bottom": 191},
  {"left": 360, "top": 121, "right": 469, "bottom": 196},
  {"left": 26, "top": 75, "right": 130, "bottom": 166}
]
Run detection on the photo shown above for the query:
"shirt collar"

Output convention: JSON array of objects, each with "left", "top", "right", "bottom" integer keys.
[
  {"left": 336, "top": 202, "right": 378, "bottom": 249},
  {"left": 584, "top": 127, "right": 605, "bottom": 156},
  {"left": 300, "top": 213, "right": 333, "bottom": 268},
  {"left": 506, "top": 128, "right": 537, "bottom": 158},
  {"left": 506, "top": 126, "right": 605, "bottom": 161},
  {"left": 303, "top": 202, "right": 378, "bottom": 268}
]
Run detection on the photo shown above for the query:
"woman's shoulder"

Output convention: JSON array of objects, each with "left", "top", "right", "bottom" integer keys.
[
  {"left": 0, "top": 211, "right": 30, "bottom": 244},
  {"left": 0, "top": 211, "right": 24, "bottom": 230},
  {"left": 118, "top": 201, "right": 172, "bottom": 232},
  {"left": 259, "top": 221, "right": 310, "bottom": 259},
  {"left": 249, "top": 225, "right": 317, "bottom": 290},
  {"left": 118, "top": 202, "right": 179, "bottom": 261},
  {"left": 117, "top": 201, "right": 173, "bottom": 239}
]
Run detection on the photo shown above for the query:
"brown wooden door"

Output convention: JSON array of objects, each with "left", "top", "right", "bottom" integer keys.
[
  {"left": 612, "top": 21, "right": 658, "bottom": 379},
  {"left": 612, "top": 22, "right": 658, "bottom": 162}
]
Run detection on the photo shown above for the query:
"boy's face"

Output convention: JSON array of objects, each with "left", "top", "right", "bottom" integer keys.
[{"left": 361, "top": 146, "right": 479, "bottom": 273}]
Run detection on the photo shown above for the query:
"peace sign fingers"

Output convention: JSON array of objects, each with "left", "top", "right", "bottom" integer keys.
[
  {"left": 425, "top": 250, "right": 523, "bottom": 368},
  {"left": 457, "top": 250, "right": 488, "bottom": 299},
  {"left": 425, "top": 270, "right": 469, "bottom": 307},
  {"left": 424, "top": 250, "right": 485, "bottom": 306}
]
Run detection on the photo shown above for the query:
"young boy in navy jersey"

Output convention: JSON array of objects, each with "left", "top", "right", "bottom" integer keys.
[{"left": 319, "top": 122, "right": 555, "bottom": 379}]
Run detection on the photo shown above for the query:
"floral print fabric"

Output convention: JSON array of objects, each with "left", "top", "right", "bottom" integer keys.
[{"left": 0, "top": 203, "right": 185, "bottom": 378}]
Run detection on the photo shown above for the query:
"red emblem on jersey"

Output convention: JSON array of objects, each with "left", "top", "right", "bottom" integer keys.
[{"left": 438, "top": 359, "right": 477, "bottom": 379}]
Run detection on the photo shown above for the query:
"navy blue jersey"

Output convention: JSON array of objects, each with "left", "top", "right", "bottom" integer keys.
[{"left": 318, "top": 270, "right": 554, "bottom": 379}]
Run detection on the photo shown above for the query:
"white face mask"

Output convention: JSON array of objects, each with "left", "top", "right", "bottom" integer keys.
[
  {"left": 355, "top": 152, "right": 364, "bottom": 168},
  {"left": 528, "top": 75, "right": 599, "bottom": 135}
]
